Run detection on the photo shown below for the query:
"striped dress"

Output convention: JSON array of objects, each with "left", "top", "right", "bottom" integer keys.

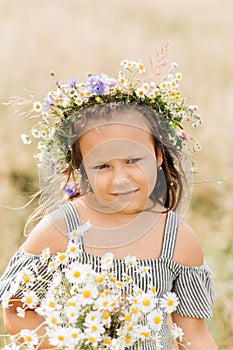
[{"left": 0, "top": 202, "right": 217, "bottom": 349}]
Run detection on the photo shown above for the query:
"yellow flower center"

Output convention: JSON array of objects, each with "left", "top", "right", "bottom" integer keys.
[
  {"left": 68, "top": 301, "right": 76, "bottom": 307},
  {"left": 151, "top": 286, "right": 157, "bottom": 294},
  {"left": 92, "top": 325, "right": 98, "bottom": 331},
  {"left": 89, "top": 337, "right": 96, "bottom": 343},
  {"left": 23, "top": 276, "right": 30, "bottom": 283},
  {"left": 51, "top": 317, "right": 57, "bottom": 324},
  {"left": 131, "top": 306, "right": 138, "bottom": 314},
  {"left": 154, "top": 316, "right": 162, "bottom": 324},
  {"left": 141, "top": 331, "right": 150, "bottom": 338},
  {"left": 142, "top": 299, "right": 150, "bottom": 306},
  {"left": 117, "top": 281, "right": 123, "bottom": 287},
  {"left": 124, "top": 315, "right": 131, "bottom": 321},
  {"left": 167, "top": 300, "right": 174, "bottom": 306},
  {"left": 25, "top": 335, "right": 32, "bottom": 342},
  {"left": 96, "top": 275, "right": 104, "bottom": 283},
  {"left": 58, "top": 253, "right": 66, "bottom": 261},
  {"left": 82, "top": 290, "right": 91, "bottom": 298},
  {"left": 102, "top": 311, "right": 110, "bottom": 319},
  {"left": 58, "top": 335, "right": 64, "bottom": 341},
  {"left": 125, "top": 335, "right": 131, "bottom": 343},
  {"left": 110, "top": 276, "right": 116, "bottom": 282},
  {"left": 48, "top": 301, "right": 55, "bottom": 308},
  {"left": 48, "top": 261, "right": 55, "bottom": 268},
  {"left": 73, "top": 271, "right": 81, "bottom": 278},
  {"left": 25, "top": 296, "right": 32, "bottom": 304}
]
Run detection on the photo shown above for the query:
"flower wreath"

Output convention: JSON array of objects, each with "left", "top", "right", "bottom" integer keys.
[{"left": 16, "top": 43, "right": 202, "bottom": 174}]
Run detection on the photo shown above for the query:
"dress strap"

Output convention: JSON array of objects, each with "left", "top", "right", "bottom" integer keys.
[
  {"left": 160, "top": 211, "right": 179, "bottom": 259},
  {"left": 58, "top": 201, "right": 81, "bottom": 232},
  {"left": 58, "top": 201, "right": 85, "bottom": 250}
]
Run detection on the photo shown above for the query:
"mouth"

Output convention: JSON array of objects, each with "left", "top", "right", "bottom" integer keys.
[{"left": 110, "top": 189, "right": 139, "bottom": 198}]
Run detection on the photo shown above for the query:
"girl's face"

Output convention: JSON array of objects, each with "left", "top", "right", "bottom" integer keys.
[{"left": 79, "top": 114, "right": 162, "bottom": 214}]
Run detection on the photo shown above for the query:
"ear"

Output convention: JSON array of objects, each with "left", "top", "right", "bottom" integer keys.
[{"left": 156, "top": 147, "right": 163, "bottom": 167}]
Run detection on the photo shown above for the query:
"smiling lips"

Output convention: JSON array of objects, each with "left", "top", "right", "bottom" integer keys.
[{"left": 111, "top": 189, "right": 139, "bottom": 198}]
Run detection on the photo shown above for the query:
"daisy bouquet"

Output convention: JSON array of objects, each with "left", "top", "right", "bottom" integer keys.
[{"left": 2, "top": 224, "right": 185, "bottom": 350}]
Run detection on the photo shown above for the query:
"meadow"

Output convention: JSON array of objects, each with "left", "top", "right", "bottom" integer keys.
[{"left": 0, "top": 0, "right": 232, "bottom": 348}]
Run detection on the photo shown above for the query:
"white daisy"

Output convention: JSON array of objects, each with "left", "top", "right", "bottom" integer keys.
[
  {"left": 21, "top": 133, "right": 31, "bottom": 144},
  {"left": 137, "top": 292, "right": 154, "bottom": 313},
  {"left": 65, "top": 262, "right": 90, "bottom": 285},
  {"left": 160, "top": 292, "right": 179, "bottom": 313},
  {"left": 47, "top": 326, "right": 69, "bottom": 347},
  {"left": 56, "top": 251, "right": 68, "bottom": 265},
  {"left": 139, "top": 326, "right": 151, "bottom": 340},
  {"left": 176, "top": 72, "right": 182, "bottom": 80},
  {"left": 79, "top": 284, "right": 98, "bottom": 305},
  {"left": 46, "top": 311, "right": 62, "bottom": 328},
  {"left": 65, "top": 306, "right": 79, "bottom": 324},
  {"left": 33, "top": 101, "right": 43, "bottom": 112},
  {"left": 101, "top": 252, "right": 114, "bottom": 270},
  {"left": 136, "top": 60, "right": 146, "bottom": 74},
  {"left": 22, "top": 291, "right": 39, "bottom": 309},
  {"left": 171, "top": 323, "right": 184, "bottom": 342},
  {"left": 85, "top": 323, "right": 105, "bottom": 337},
  {"left": 85, "top": 333, "right": 102, "bottom": 347},
  {"left": 40, "top": 247, "right": 51, "bottom": 261},
  {"left": 95, "top": 294, "right": 117, "bottom": 312},
  {"left": 66, "top": 241, "right": 81, "bottom": 257},
  {"left": 41, "top": 294, "right": 61, "bottom": 313},
  {"left": 67, "top": 327, "right": 84, "bottom": 347},
  {"left": 17, "top": 268, "right": 35, "bottom": 286},
  {"left": 135, "top": 86, "right": 146, "bottom": 99},
  {"left": 19, "top": 329, "right": 39, "bottom": 348},
  {"left": 16, "top": 306, "right": 25, "bottom": 318},
  {"left": 124, "top": 255, "right": 138, "bottom": 268},
  {"left": 147, "top": 310, "right": 163, "bottom": 331}
]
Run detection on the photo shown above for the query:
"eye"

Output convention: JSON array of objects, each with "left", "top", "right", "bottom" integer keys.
[
  {"left": 94, "top": 163, "right": 109, "bottom": 170},
  {"left": 127, "top": 158, "right": 141, "bottom": 164}
]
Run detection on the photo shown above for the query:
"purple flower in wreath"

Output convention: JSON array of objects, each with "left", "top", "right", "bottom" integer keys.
[
  {"left": 67, "top": 76, "right": 77, "bottom": 89},
  {"left": 64, "top": 183, "right": 75, "bottom": 198},
  {"left": 85, "top": 75, "right": 105, "bottom": 95},
  {"left": 43, "top": 94, "right": 53, "bottom": 110}
]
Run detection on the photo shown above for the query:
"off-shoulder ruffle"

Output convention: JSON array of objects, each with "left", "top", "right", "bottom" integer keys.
[
  {"left": 0, "top": 246, "right": 52, "bottom": 303},
  {"left": 172, "top": 262, "right": 217, "bottom": 318}
]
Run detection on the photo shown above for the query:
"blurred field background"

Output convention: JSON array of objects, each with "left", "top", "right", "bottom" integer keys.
[{"left": 0, "top": 0, "right": 232, "bottom": 348}]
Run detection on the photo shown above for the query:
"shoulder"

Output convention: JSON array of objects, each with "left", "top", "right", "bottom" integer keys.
[
  {"left": 173, "top": 219, "right": 204, "bottom": 266},
  {"left": 23, "top": 208, "right": 69, "bottom": 255}
]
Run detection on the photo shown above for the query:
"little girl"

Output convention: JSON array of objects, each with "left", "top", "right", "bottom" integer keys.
[{"left": 0, "top": 58, "right": 218, "bottom": 349}]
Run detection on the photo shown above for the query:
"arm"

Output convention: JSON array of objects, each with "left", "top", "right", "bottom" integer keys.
[
  {"left": 3, "top": 210, "right": 68, "bottom": 349},
  {"left": 172, "top": 222, "right": 218, "bottom": 349},
  {"left": 172, "top": 312, "right": 218, "bottom": 350},
  {"left": 3, "top": 300, "right": 53, "bottom": 349}
]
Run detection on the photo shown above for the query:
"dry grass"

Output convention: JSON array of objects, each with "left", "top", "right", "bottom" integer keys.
[{"left": 0, "top": 0, "right": 232, "bottom": 348}]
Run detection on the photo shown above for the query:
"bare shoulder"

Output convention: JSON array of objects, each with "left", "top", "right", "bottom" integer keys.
[
  {"left": 23, "top": 209, "right": 69, "bottom": 255},
  {"left": 173, "top": 220, "right": 204, "bottom": 266}
]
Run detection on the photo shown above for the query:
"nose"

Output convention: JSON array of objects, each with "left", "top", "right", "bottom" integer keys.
[{"left": 111, "top": 166, "right": 131, "bottom": 189}]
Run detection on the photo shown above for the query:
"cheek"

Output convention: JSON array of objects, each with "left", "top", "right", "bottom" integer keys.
[
  {"left": 87, "top": 171, "right": 110, "bottom": 193},
  {"left": 137, "top": 158, "right": 158, "bottom": 190}
]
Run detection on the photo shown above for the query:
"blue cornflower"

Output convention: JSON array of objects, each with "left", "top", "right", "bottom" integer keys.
[
  {"left": 85, "top": 75, "right": 105, "bottom": 95},
  {"left": 67, "top": 77, "right": 77, "bottom": 88}
]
